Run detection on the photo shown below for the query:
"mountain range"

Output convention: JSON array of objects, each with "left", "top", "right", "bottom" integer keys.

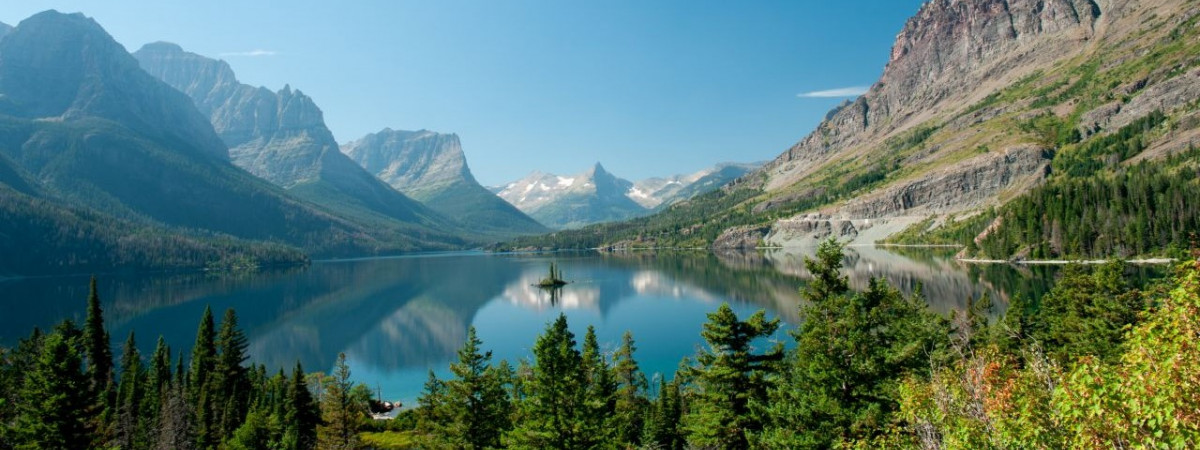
[{"left": 491, "top": 162, "right": 756, "bottom": 229}]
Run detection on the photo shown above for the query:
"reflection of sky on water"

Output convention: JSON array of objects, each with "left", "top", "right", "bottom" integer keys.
[{"left": 2, "top": 247, "right": 1136, "bottom": 406}]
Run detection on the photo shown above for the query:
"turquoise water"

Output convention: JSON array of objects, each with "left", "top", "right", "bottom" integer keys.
[{"left": 2, "top": 247, "right": 1107, "bottom": 406}]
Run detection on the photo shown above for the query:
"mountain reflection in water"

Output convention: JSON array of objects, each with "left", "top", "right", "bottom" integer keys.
[{"left": 2, "top": 247, "right": 1161, "bottom": 403}]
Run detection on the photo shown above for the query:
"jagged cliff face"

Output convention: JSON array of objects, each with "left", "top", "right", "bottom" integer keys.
[
  {"left": 341, "top": 129, "right": 474, "bottom": 199},
  {"left": 133, "top": 42, "right": 452, "bottom": 229},
  {"left": 342, "top": 128, "right": 548, "bottom": 236},
  {"left": 722, "top": 0, "right": 1200, "bottom": 247},
  {"left": 135, "top": 42, "right": 344, "bottom": 187},
  {"left": 759, "top": 0, "right": 1101, "bottom": 192}
]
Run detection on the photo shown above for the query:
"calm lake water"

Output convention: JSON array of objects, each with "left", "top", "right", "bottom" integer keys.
[{"left": 0, "top": 246, "right": 1161, "bottom": 405}]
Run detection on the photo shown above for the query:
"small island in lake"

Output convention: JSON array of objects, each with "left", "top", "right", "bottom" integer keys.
[{"left": 535, "top": 262, "right": 569, "bottom": 288}]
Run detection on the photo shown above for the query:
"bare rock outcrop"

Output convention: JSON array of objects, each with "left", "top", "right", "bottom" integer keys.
[
  {"left": 837, "top": 145, "right": 1052, "bottom": 218},
  {"left": 753, "top": 0, "right": 1099, "bottom": 191}
]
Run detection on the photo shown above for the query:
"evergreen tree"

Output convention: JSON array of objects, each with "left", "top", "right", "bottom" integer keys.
[
  {"left": 612, "top": 331, "right": 649, "bottom": 447},
  {"left": 283, "top": 362, "right": 320, "bottom": 450},
  {"left": 83, "top": 276, "right": 116, "bottom": 443},
  {"left": 683, "top": 304, "right": 782, "bottom": 449},
  {"left": 505, "top": 314, "right": 591, "bottom": 449},
  {"left": 115, "top": 331, "right": 146, "bottom": 449},
  {"left": 1029, "top": 261, "right": 1145, "bottom": 364},
  {"left": 214, "top": 308, "right": 251, "bottom": 440},
  {"left": 642, "top": 377, "right": 684, "bottom": 450},
  {"left": 188, "top": 306, "right": 217, "bottom": 449},
  {"left": 435, "top": 326, "right": 512, "bottom": 449},
  {"left": 580, "top": 326, "right": 616, "bottom": 445},
  {"left": 12, "top": 331, "right": 92, "bottom": 449},
  {"left": 760, "top": 238, "right": 948, "bottom": 447},
  {"left": 317, "top": 353, "right": 361, "bottom": 450}
]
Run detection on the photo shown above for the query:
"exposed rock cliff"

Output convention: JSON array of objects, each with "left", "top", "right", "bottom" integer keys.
[
  {"left": 342, "top": 128, "right": 547, "bottom": 236},
  {"left": 134, "top": 42, "right": 448, "bottom": 228},
  {"left": 757, "top": 0, "right": 1102, "bottom": 191}
]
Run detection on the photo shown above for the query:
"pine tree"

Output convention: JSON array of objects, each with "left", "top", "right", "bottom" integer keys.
[
  {"left": 12, "top": 331, "right": 92, "bottom": 449},
  {"left": 642, "top": 377, "right": 683, "bottom": 450},
  {"left": 760, "top": 238, "right": 948, "bottom": 447},
  {"left": 505, "top": 314, "right": 589, "bottom": 449},
  {"left": 188, "top": 306, "right": 217, "bottom": 449},
  {"left": 433, "top": 326, "right": 512, "bottom": 449},
  {"left": 116, "top": 331, "right": 146, "bottom": 449},
  {"left": 612, "top": 331, "right": 649, "bottom": 447},
  {"left": 683, "top": 304, "right": 782, "bottom": 449},
  {"left": 278, "top": 362, "right": 319, "bottom": 450},
  {"left": 580, "top": 326, "right": 615, "bottom": 445},
  {"left": 83, "top": 276, "right": 115, "bottom": 443},
  {"left": 317, "top": 353, "right": 361, "bottom": 450},
  {"left": 214, "top": 308, "right": 251, "bottom": 440}
]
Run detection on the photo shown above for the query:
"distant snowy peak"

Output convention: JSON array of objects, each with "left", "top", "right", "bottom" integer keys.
[
  {"left": 629, "top": 162, "right": 761, "bottom": 208},
  {"left": 494, "top": 161, "right": 760, "bottom": 229}
]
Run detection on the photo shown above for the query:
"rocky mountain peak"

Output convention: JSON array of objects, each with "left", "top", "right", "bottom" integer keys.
[
  {"left": 0, "top": 21, "right": 13, "bottom": 40},
  {"left": 341, "top": 128, "right": 474, "bottom": 197},
  {"left": 0, "top": 10, "right": 228, "bottom": 160},
  {"left": 758, "top": 0, "right": 1103, "bottom": 191}
]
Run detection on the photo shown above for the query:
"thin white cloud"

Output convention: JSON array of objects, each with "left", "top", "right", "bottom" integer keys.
[
  {"left": 797, "top": 86, "right": 869, "bottom": 98},
  {"left": 219, "top": 49, "right": 278, "bottom": 57}
]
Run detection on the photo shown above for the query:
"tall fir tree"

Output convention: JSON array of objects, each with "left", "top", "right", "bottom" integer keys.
[
  {"left": 12, "top": 331, "right": 92, "bottom": 449},
  {"left": 115, "top": 331, "right": 146, "bottom": 449},
  {"left": 612, "top": 330, "right": 649, "bottom": 447},
  {"left": 505, "top": 314, "right": 590, "bottom": 449},
  {"left": 317, "top": 352, "right": 361, "bottom": 450},
  {"left": 82, "top": 276, "right": 116, "bottom": 443},
  {"left": 188, "top": 306, "right": 218, "bottom": 449},
  {"left": 683, "top": 304, "right": 783, "bottom": 449},
  {"left": 580, "top": 326, "right": 616, "bottom": 445},
  {"left": 444, "top": 327, "right": 512, "bottom": 449},
  {"left": 284, "top": 362, "right": 320, "bottom": 450},
  {"left": 214, "top": 308, "right": 251, "bottom": 440}
]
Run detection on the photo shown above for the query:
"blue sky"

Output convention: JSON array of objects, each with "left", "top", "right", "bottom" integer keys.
[{"left": 1, "top": 1, "right": 925, "bottom": 186}]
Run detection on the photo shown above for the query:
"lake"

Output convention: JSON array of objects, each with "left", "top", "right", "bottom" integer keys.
[{"left": 0, "top": 246, "right": 1154, "bottom": 406}]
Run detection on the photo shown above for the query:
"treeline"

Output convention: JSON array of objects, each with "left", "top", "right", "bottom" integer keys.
[
  {"left": 397, "top": 239, "right": 1200, "bottom": 448},
  {"left": 0, "top": 278, "right": 365, "bottom": 450},
  {"left": 0, "top": 186, "right": 309, "bottom": 276},
  {"left": 5, "top": 240, "right": 1199, "bottom": 448},
  {"left": 890, "top": 111, "right": 1200, "bottom": 260}
]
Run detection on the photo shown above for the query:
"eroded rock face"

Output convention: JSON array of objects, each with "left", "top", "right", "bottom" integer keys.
[
  {"left": 755, "top": 0, "right": 1099, "bottom": 190},
  {"left": 341, "top": 129, "right": 473, "bottom": 199},
  {"left": 341, "top": 128, "right": 548, "bottom": 236},
  {"left": 135, "top": 42, "right": 339, "bottom": 187},
  {"left": 134, "top": 42, "right": 439, "bottom": 226},
  {"left": 713, "top": 225, "right": 770, "bottom": 249},
  {"left": 838, "top": 145, "right": 1052, "bottom": 218}
]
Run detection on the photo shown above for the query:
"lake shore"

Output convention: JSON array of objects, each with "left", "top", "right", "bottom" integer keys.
[{"left": 957, "top": 258, "right": 1177, "bottom": 265}]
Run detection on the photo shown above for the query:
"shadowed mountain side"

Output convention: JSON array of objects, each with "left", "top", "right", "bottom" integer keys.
[{"left": 133, "top": 42, "right": 467, "bottom": 246}]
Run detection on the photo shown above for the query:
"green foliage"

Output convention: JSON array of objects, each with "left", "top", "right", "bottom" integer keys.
[
  {"left": 759, "top": 239, "right": 950, "bottom": 447},
  {"left": 683, "top": 304, "right": 783, "bottom": 449},
  {"left": 318, "top": 353, "right": 363, "bottom": 450},
  {"left": 1023, "top": 261, "right": 1146, "bottom": 365},
  {"left": 504, "top": 314, "right": 597, "bottom": 449},
  {"left": 10, "top": 331, "right": 92, "bottom": 449},
  {"left": 418, "top": 327, "right": 512, "bottom": 449}
]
